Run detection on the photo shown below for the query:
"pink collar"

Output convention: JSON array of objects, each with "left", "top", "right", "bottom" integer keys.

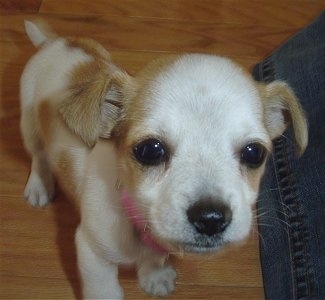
[{"left": 121, "top": 191, "right": 169, "bottom": 256}]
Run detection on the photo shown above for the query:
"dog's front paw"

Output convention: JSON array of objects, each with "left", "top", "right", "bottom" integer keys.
[
  {"left": 24, "top": 171, "right": 55, "bottom": 207},
  {"left": 139, "top": 265, "right": 176, "bottom": 297}
]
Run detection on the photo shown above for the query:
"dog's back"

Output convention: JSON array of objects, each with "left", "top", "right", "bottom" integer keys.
[{"left": 20, "top": 21, "right": 113, "bottom": 206}]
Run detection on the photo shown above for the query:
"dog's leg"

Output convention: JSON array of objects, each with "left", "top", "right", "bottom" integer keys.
[
  {"left": 24, "top": 152, "right": 55, "bottom": 207},
  {"left": 76, "top": 227, "right": 124, "bottom": 299},
  {"left": 137, "top": 254, "right": 176, "bottom": 297},
  {"left": 21, "top": 108, "right": 55, "bottom": 207}
]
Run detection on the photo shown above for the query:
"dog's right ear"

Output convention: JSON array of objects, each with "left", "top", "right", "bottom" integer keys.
[
  {"left": 260, "top": 81, "right": 308, "bottom": 156},
  {"left": 58, "top": 67, "right": 136, "bottom": 148}
]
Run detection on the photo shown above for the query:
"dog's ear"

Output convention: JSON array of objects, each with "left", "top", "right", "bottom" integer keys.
[
  {"left": 261, "top": 81, "right": 308, "bottom": 155},
  {"left": 58, "top": 68, "right": 135, "bottom": 148}
]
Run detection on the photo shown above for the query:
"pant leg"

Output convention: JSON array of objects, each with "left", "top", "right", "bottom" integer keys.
[{"left": 253, "top": 12, "right": 325, "bottom": 300}]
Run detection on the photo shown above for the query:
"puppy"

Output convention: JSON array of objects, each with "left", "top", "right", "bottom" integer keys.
[{"left": 20, "top": 20, "right": 308, "bottom": 299}]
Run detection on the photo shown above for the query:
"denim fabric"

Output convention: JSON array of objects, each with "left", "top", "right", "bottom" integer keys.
[{"left": 253, "top": 12, "right": 325, "bottom": 300}]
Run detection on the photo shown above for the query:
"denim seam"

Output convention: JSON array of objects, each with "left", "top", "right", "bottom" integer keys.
[
  {"left": 260, "top": 57, "right": 275, "bottom": 83},
  {"left": 273, "top": 137, "right": 312, "bottom": 300}
]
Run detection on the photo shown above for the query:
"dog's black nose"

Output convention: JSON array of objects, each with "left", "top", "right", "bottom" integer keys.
[{"left": 187, "top": 201, "right": 232, "bottom": 236}]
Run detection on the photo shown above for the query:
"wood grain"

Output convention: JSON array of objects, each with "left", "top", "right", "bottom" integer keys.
[
  {"left": 39, "top": 0, "right": 323, "bottom": 27},
  {"left": 0, "top": 14, "right": 315, "bottom": 58},
  {"left": 0, "top": 0, "right": 41, "bottom": 14},
  {"left": 0, "top": 1, "right": 323, "bottom": 299}
]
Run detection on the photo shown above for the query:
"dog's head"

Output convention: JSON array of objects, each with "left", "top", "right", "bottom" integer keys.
[{"left": 61, "top": 54, "right": 308, "bottom": 252}]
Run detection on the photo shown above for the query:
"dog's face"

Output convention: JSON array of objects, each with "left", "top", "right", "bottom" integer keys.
[
  {"left": 111, "top": 55, "right": 307, "bottom": 252},
  {"left": 60, "top": 53, "right": 307, "bottom": 253}
]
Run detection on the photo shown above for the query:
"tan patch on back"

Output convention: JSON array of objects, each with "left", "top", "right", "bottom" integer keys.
[{"left": 66, "top": 37, "right": 111, "bottom": 62}]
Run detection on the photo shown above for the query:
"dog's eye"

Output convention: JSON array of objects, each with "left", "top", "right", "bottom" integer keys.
[
  {"left": 133, "top": 138, "right": 167, "bottom": 166},
  {"left": 240, "top": 143, "right": 267, "bottom": 168}
]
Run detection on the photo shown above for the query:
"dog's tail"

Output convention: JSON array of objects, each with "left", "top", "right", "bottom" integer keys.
[{"left": 24, "top": 20, "right": 56, "bottom": 47}]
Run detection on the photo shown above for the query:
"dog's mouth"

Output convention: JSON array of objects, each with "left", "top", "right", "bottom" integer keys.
[
  {"left": 177, "top": 235, "right": 227, "bottom": 253},
  {"left": 145, "top": 234, "right": 227, "bottom": 255},
  {"left": 156, "top": 230, "right": 229, "bottom": 254}
]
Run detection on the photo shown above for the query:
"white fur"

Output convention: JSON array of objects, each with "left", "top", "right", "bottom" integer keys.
[{"left": 20, "top": 22, "right": 307, "bottom": 299}]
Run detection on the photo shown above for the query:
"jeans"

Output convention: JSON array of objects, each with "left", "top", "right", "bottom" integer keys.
[{"left": 253, "top": 12, "right": 325, "bottom": 300}]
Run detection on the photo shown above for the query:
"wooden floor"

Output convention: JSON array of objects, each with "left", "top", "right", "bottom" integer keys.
[{"left": 0, "top": 1, "right": 323, "bottom": 299}]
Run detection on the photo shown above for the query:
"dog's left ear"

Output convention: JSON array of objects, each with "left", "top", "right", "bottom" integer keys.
[
  {"left": 260, "top": 81, "right": 308, "bottom": 155},
  {"left": 58, "top": 69, "right": 135, "bottom": 147}
]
